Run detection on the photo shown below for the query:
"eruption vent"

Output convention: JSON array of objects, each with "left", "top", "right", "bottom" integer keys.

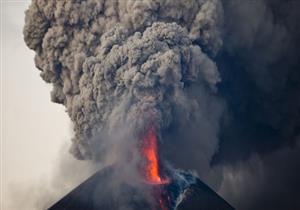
[
  {"left": 48, "top": 166, "right": 235, "bottom": 210},
  {"left": 141, "top": 127, "right": 170, "bottom": 210},
  {"left": 141, "top": 127, "right": 168, "bottom": 185}
]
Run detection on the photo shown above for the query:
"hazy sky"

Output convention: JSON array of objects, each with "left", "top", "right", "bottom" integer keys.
[{"left": 2, "top": 1, "right": 72, "bottom": 209}]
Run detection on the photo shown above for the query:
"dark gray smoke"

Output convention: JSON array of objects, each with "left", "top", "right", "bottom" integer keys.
[
  {"left": 23, "top": 0, "right": 223, "bottom": 185},
  {"left": 24, "top": 0, "right": 300, "bottom": 209},
  {"left": 219, "top": 139, "right": 300, "bottom": 210},
  {"left": 213, "top": 0, "right": 300, "bottom": 209}
]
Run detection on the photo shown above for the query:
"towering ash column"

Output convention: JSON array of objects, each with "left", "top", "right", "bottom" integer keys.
[
  {"left": 24, "top": 0, "right": 231, "bottom": 209},
  {"left": 24, "top": 0, "right": 222, "bottom": 161}
]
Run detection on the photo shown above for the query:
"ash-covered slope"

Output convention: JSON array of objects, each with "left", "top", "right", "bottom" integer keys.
[{"left": 48, "top": 166, "right": 234, "bottom": 210}]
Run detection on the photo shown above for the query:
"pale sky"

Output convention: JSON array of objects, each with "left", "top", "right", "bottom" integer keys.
[{"left": 1, "top": 1, "right": 78, "bottom": 209}]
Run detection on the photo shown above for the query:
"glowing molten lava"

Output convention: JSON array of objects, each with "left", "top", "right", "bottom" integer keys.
[
  {"left": 141, "top": 127, "right": 170, "bottom": 210},
  {"left": 141, "top": 127, "right": 164, "bottom": 184}
]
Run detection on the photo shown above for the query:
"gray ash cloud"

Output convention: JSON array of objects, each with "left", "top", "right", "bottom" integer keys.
[
  {"left": 23, "top": 0, "right": 300, "bottom": 210},
  {"left": 24, "top": 0, "right": 222, "bottom": 161},
  {"left": 214, "top": 0, "right": 300, "bottom": 209}
]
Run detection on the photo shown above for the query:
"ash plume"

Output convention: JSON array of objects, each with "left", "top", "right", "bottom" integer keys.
[
  {"left": 214, "top": 0, "right": 300, "bottom": 209},
  {"left": 23, "top": 0, "right": 223, "bottom": 166},
  {"left": 23, "top": 0, "right": 300, "bottom": 209}
]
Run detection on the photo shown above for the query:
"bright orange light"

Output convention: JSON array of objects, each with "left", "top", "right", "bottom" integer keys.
[
  {"left": 141, "top": 126, "right": 170, "bottom": 210},
  {"left": 141, "top": 127, "right": 162, "bottom": 184}
]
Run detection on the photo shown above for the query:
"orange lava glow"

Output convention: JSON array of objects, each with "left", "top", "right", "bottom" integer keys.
[
  {"left": 142, "top": 127, "right": 164, "bottom": 184},
  {"left": 141, "top": 127, "right": 170, "bottom": 210},
  {"left": 141, "top": 126, "right": 170, "bottom": 185}
]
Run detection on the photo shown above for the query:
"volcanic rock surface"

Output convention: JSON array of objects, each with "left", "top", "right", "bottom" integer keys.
[{"left": 48, "top": 166, "right": 234, "bottom": 210}]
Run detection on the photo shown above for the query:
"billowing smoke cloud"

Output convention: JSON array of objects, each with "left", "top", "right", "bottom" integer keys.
[
  {"left": 23, "top": 0, "right": 223, "bottom": 173},
  {"left": 23, "top": 0, "right": 300, "bottom": 209},
  {"left": 214, "top": 0, "right": 300, "bottom": 165},
  {"left": 213, "top": 0, "right": 300, "bottom": 209}
]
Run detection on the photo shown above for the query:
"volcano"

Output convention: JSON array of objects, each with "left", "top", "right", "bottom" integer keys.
[{"left": 48, "top": 166, "right": 234, "bottom": 210}]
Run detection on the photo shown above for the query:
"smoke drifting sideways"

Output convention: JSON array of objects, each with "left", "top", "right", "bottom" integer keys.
[
  {"left": 23, "top": 0, "right": 224, "bottom": 188},
  {"left": 214, "top": 0, "right": 300, "bottom": 209}
]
